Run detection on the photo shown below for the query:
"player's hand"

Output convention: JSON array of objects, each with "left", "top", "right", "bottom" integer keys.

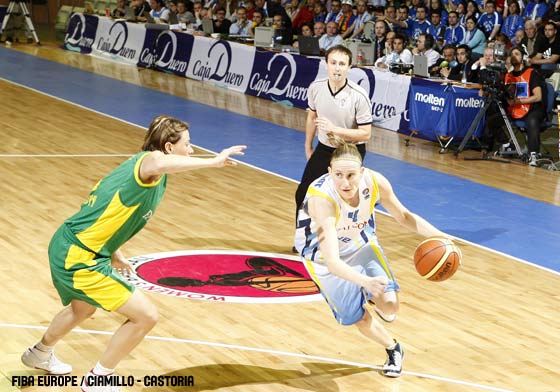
[
  {"left": 215, "top": 145, "right": 247, "bottom": 167},
  {"left": 111, "top": 256, "right": 134, "bottom": 276},
  {"left": 363, "top": 276, "right": 388, "bottom": 298},
  {"left": 305, "top": 145, "right": 314, "bottom": 160}
]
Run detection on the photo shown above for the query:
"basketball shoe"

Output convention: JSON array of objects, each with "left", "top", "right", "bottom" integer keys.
[
  {"left": 21, "top": 346, "right": 72, "bottom": 374},
  {"left": 528, "top": 152, "right": 539, "bottom": 167},
  {"left": 382, "top": 341, "right": 404, "bottom": 378},
  {"left": 81, "top": 370, "right": 121, "bottom": 392}
]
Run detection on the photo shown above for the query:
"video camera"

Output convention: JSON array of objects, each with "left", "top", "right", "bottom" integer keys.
[{"left": 478, "top": 43, "right": 509, "bottom": 94}]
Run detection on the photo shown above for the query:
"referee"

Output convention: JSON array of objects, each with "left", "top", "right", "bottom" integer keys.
[{"left": 294, "top": 45, "right": 373, "bottom": 235}]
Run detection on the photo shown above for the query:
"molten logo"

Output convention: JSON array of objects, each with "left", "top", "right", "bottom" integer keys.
[
  {"left": 414, "top": 92, "right": 445, "bottom": 106},
  {"left": 125, "top": 250, "right": 321, "bottom": 303}
]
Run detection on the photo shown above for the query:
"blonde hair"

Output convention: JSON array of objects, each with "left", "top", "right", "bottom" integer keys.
[
  {"left": 142, "top": 115, "right": 189, "bottom": 152},
  {"left": 328, "top": 134, "right": 363, "bottom": 165}
]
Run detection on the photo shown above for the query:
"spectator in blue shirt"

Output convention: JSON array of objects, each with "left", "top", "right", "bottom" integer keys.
[
  {"left": 501, "top": 1, "right": 525, "bottom": 40},
  {"left": 429, "top": 0, "right": 449, "bottom": 26},
  {"left": 464, "top": 15, "right": 487, "bottom": 59},
  {"left": 409, "top": 5, "right": 432, "bottom": 40},
  {"left": 230, "top": 7, "right": 252, "bottom": 35},
  {"left": 429, "top": 10, "right": 446, "bottom": 48},
  {"left": 478, "top": 0, "right": 503, "bottom": 41},
  {"left": 445, "top": 11, "right": 466, "bottom": 45},
  {"left": 523, "top": 0, "right": 549, "bottom": 25}
]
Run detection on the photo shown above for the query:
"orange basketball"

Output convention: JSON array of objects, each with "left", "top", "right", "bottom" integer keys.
[{"left": 414, "top": 237, "right": 461, "bottom": 282}]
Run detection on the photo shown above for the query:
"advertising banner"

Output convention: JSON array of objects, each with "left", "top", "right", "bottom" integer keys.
[
  {"left": 64, "top": 13, "right": 99, "bottom": 54},
  {"left": 91, "top": 17, "right": 147, "bottom": 65},
  {"left": 186, "top": 37, "right": 254, "bottom": 93},
  {"left": 246, "top": 51, "right": 320, "bottom": 108}
]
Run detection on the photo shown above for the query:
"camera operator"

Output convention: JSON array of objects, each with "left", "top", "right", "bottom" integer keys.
[{"left": 481, "top": 47, "right": 546, "bottom": 166}]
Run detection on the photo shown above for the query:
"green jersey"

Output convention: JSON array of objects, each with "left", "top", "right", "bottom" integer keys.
[{"left": 64, "top": 152, "right": 167, "bottom": 257}]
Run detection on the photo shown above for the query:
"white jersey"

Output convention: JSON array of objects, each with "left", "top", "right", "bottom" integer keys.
[
  {"left": 295, "top": 169, "right": 380, "bottom": 264},
  {"left": 307, "top": 78, "right": 373, "bottom": 148}
]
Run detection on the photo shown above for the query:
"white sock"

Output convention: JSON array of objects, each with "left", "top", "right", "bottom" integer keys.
[
  {"left": 33, "top": 341, "right": 54, "bottom": 358},
  {"left": 386, "top": 340, "right": 398, "bottom": 351},
  {"left": 92, "top": 362, "right": 114, "bottom": 376}
]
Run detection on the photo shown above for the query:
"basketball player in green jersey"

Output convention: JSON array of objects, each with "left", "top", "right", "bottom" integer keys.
[{"left": 21, "top": 115, "right": 246, "bottom": 392}]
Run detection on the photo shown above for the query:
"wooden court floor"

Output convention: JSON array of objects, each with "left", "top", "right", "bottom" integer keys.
[{"left": 0, "top": 43, "right": 558, "bottom": 392}]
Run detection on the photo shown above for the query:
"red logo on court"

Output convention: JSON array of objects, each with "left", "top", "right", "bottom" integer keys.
[{"left": 125, "top": 251, "right": 322, "bottom": 303}]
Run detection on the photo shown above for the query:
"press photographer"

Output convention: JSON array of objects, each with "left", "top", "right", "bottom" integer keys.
[{"left": 481, "top": 46, "right": 546, "bottom": 167}]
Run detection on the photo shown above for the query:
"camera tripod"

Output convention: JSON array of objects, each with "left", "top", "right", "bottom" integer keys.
[
  {"left": 454, "top": 88, "right": 523, "bottom": 161},
  {"left": 0, "top": 1, "right": 40, "bottom": 45}
]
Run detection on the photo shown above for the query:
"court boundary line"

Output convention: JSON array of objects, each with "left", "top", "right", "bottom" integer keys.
[
  {"left": 0, "top": 323, "right": 512, "bottom": 392},
  {"left": 2, "top": 76, "right": 558, "bottom": 276}
]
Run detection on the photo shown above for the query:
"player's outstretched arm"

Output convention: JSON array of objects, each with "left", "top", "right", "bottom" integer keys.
[{"left": 140, "top": 145, "right": 247, "bottom": 180}]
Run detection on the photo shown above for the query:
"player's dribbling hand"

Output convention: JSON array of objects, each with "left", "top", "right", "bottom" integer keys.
[
  {"left": 364, "top": 276, "right": 389, "bottom": 298},
  {"left": 215, "top": 145, "right": 247, "bottom": 167},
  {"left": 111, "top": 258, "right": 135, "bottom": 276}
]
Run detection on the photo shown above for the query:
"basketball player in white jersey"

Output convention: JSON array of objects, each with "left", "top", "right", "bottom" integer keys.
[{"left": 295, "top": 137, "right": 448, "bottom": 377}]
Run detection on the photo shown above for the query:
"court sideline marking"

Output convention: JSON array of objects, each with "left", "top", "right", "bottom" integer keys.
[
  {"left": 0, "top": 323, "right": 512, "bottom": 392},
  {"left": 2, "top": 76, "right": 557, "bottom": 277}
]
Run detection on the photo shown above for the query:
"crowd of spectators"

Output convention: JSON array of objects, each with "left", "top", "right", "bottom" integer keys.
[{"left": 120, "top": 0, "right": 559, "bottom": 73}]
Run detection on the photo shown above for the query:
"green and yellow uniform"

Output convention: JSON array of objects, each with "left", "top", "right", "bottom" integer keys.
[{"left": 49, "top": 152, "right": 167, "bottom": 311}]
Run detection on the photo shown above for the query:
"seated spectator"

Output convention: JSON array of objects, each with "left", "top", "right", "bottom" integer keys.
[
  {"left": 372, "top": 20, "right": 389, "bottom": 63},
  {"left": 319, "top": 21, "right": 344, "bottom": 51},
  {"left": 429, "top": 10, "right": 446, "bottom": 50},
  {"left": 478, "top": 0, "right": 502, "bottom": 41},
  {"left": 512, "top": 29, "right": 526, "bottom": 46},
  {"left": 248, "top": 9, "right": 264, "bottom": 37},
  {"left": 441, "top": 44, "right": 477, "bottom": 81},
  {"left": 375, "top": 33, "right": 413, "bottom": 68},
  {"left": 132, "top": 0, "right": 151, "bottom": 19},
  {"left": 347, "top": 0, "right": 373, "bottom": 40},
  {"left": 338, "top": 0, "right": 356, "bottom": 37},
  {"left": 523, "top": 0, "right": 548, "bottom": 26},
  {"left": 313, "top": 21, "right": 326, "bottom": 37},
  {"left": 528, "top": 21, "right": 560, "bottom": 78},
  {"left": 430, "top": 44, "right": 456, "bottom": 75},
  {"left": 472, "top": 45, "right": 495, "bottom": 69},
  {"left": 292, "top": 0, "right": 315, "bottom": 33},
  {"left": 213, "top": 7, "right": 232, "bottom": 34},
  {"left": 212, "top": 0, "right": 238, "bottom": 20},
  {"left": 149, "top": 0, "right": 171, "bottom": 23},
  {"left": 293, "top": 22, "right": 314, "bottom": 48},
  {"left": 253, "top": 0, "right": 269, "bottom": 18},
  {"left": 312, "top": 1, "right": 327, "bottom": 23},
  {"left": 521, "top": 19, "right": 548, "bottom": 58},
  {"left": 272, "top": 13, "right": 294, "bottom": 45},
  {"left": 501, "top": 1, "right": 524, "bottom": 41},
  {"left": 543, "top": 0, "right": 560, "bottom": 29},
  {"left": 429, "top": 0, "right": 449, "bottom": 26},
  {"left": 176, "top": 1, "right": 195, "bottom": 25},
  {"left": 409, "top": 6, "right": 432, "bottom": 41},
  {"left": 445, "top": 11, "right": 466, "bottom": 46},
  {"left": 412, "top": 33, "right": 442, "bottom": 67},
  {"left": 464, "top": 15, "right": 487, "bottom": 59},
  {"left": 324, "top": 0, "right": 342, "bottom": 24},
  {"left": 462, "top": 0, "right": 481, "bottom": 26},
  {"left": 192, "top": 0, "right": 203, "bottom": 28},
  {"left": 112, "top": 0, "right": 130, "bottom": 18},
  {"left": 230, "top": 6, "right": 252, "bottom": 35}
]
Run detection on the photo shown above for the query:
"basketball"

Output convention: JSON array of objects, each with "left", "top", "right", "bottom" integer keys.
[{"left": 414, "top": 237, "right": 461, "bottom": 282}]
